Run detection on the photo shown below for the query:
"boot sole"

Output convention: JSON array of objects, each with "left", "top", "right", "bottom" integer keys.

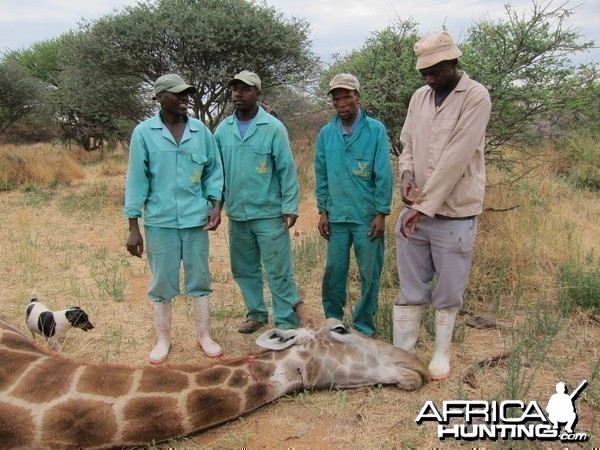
[
  {"left": 197, "top": 342, "right": 223, "bottom": 358},
  {"left": 149, "top": 357, "right": 168, "bottom": 364},
  {"left": 430, "top": 373, "right": 450, "bottom": 381}
]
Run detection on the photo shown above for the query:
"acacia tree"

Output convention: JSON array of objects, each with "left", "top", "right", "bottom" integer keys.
[
  {"left": 325, "top": 1, "right": 598, "bottom": 161},
  {"left": 3, "top": 38, "right": 65, "bottom": 88},
  {"left": 0, "top": 62, "right": 49, "bottom": 135},
  {"left": 3, "top": 34, "right": 148, "bottom": 150},
  {"left": 460, "top": 0, "right": 599, "bottom": 164},
  {"left": 73, "top": 0, "right": 318, "bottom": 130}
]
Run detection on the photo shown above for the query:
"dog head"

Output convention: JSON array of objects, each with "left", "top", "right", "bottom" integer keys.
[{"left": 65, "top": 307, "right": 95, "bottom": 331}]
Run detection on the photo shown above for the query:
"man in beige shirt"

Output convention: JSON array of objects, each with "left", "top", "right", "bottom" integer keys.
[{"left": 393, "top": 31, "right": 492, "bottom": 381}]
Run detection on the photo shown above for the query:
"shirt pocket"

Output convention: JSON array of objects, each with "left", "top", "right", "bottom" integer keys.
[
  {"left": 252, "top": 146, "right": 273, "bottom": 176},
  {"left": 351, "top": 156, "right": 373, "bottom": 181},
  {"left": 188, "top": 153, "right": 207, "bottom": 191}
]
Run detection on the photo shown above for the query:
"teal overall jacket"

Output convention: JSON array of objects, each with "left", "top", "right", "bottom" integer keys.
[
  {"left": 315, "top": 110, "right": 393, "bottom": 224},
  {"left": 124, "top": 113, "right": 223, "bottom": 228},
  {"left": 214, "top": 107, "right": 299, "bottom": 221}
]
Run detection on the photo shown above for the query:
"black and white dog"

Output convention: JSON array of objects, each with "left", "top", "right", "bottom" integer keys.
[{"left": 25, "top": 298, "right": 95, "bottom": 351}]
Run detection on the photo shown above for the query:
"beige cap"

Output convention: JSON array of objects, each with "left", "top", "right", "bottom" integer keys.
[
  {"left": 414, "top": 31, "right": 463, "bottom": 70},
  {"left": 327, "top": 73, "right": 360, "bottom": 94},
  {"left": 228, "top": 70, "right": 261, "bottom": 90}
]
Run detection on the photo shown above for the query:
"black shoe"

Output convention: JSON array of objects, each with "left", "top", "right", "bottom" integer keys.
[{"left": 237, "top": 319, "right": 266, "bottom": 334}]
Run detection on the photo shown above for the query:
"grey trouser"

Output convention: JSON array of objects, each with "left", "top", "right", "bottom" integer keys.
[{"left": 395, "top": 208, "right": 477, "bottom": 311}]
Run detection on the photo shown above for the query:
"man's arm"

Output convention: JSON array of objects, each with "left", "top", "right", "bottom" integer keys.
[
  {"left": 201, "top": 130, "right": 224, "bottom": 231},
  {"left": 373, "top": 122, "right": 393, "bottom": 216},
  {"left": 124, "top": 127, "right": 150, "bottom": 220},
  {"left": 314, "top": 129, "right": 329, "bottom": 215},
  {"left": 272, "top": 123, "right": 299, "bottom": 217}
]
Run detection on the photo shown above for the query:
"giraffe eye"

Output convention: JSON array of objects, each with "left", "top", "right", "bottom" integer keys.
[{"left": 332, "top": 325, "right": 349, "bottom": 335}]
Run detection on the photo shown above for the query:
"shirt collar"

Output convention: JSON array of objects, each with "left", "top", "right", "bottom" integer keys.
[{"left": 339, "top": 108, "right": 362, "bottom": 138}]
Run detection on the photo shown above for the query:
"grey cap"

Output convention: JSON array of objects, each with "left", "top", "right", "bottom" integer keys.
[
  {"left": 228, "top": 70, "right": 262, "bottom": 90},
  {"left": 153, "top": 74, "right": 197, "bottom": 97}
]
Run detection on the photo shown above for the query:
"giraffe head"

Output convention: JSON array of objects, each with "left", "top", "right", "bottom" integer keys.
[{"left": 256, "top": 303, "right": 430, "bottom": 391}]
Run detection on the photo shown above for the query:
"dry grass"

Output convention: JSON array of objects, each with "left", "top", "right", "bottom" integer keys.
[
  {"left": 0, "top": 143, "right": 86, "bottom": 189},
  {"left": 0, "top": 139, "right": 598, "bottom": 449}
]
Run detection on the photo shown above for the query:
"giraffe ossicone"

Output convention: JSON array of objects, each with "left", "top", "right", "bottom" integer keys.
[{"left": 0, "top": 302, "right": 429, "bottom": 449}]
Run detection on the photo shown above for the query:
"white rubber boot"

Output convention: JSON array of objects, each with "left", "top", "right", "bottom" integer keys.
[
  {"left": 393, "top": 304, "right": 424, "bottom": 353},
  {"left": 428, "top": 309, "right": 457, "bottom": 381},
  {"left": 193, "top": 296, "right": 223, "bottom": 358},
  {"left": 149, "top": 301, "right": 172, "bottom": 364}
]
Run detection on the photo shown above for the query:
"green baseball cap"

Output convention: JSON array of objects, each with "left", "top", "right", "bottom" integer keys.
[
  {"left": 228, "top": 70, "right": 261, "bottom": 90},
  {"left": 153, "top": 74, "right": 197, "bottom": 97}
]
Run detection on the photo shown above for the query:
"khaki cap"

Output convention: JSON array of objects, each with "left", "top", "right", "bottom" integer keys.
[
  {"left": 414, "top": 31, "right": 463, "bottom": 70},
  {"left": 327, "top": 73, "right": 360, "bottom": 94},
  {"left": 153, "top": 74, "right": 196, "bottom": 97},
  {"left": 228, "top": 70, "right": 262, "bottom": 90}
]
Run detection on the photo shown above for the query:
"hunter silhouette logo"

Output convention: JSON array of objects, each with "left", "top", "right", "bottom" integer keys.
[
  {"left": 546, "top": 380, "right": 587, "bottom": 434},
  {"left": 416, "top": 379, "right": 589, "bottom": 442},
  {"left": 256, "top": 160, "right": 270, "bottom": 174},
  {"left": 353, "top": 161, "right": 370, "bottom": 177},
  {"left": 189, "top": 168, "right": 201, "bottom": 183}
]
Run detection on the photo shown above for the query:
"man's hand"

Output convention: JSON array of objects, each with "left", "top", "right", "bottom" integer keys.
[
  {"left": 400, "top": 208, "right": 421, "bottom": 238},
  {"left": 368, "top": 213, "right": 386, "bottom": 241},
  {"left": 401, "top": 170, "right": 419, "bottom": 205},
  {"left": 126, "top": 219, "right": 144, "bottom": 258},
  {"left": 283, "top": 214, "right": 298, "bottom": 230},
  {"left": 204, "top": 201, "right": 222, "bottom": 231},
  {"left": 318, "top": 211, "right": 330, "bottom": 240}
]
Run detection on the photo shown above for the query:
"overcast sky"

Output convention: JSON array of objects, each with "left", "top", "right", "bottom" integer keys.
[{"left": 0, "top": 0, "right": 598, "bottom": 64}]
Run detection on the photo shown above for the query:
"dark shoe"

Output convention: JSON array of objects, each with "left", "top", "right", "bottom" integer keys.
[{"left": 238, "top": 319, "right": 266, "bottom": 334}]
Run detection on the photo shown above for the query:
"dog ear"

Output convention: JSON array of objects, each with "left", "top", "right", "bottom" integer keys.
[{"left": 30, "top": 298, "right": 38, "bottom": 303}]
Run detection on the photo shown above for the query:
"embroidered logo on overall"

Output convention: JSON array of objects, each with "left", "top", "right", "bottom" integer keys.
[
  {"left": 189, "top": 168, "right": 202, "bottom": 183},
  {"left": 256, "top": 160, "right": 270, "bottom": 174},
  {"left": 353, "top": 162, "right": 370, "bottom": 177}
]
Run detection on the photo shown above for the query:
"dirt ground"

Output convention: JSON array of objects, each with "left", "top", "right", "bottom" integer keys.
[{"left": 0, "top": 160, "right": 598, "bottom": 449}]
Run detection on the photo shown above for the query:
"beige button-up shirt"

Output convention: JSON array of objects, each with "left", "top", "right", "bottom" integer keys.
[{"left": 399, "top": 72, "right": 492, "bottom": 218}]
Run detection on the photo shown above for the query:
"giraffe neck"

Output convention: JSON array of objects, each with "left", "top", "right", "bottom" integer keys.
[{"left": 0, "top": 321, "right": 308, "bottom": 449}]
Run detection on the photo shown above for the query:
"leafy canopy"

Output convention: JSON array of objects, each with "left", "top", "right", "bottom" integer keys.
[
  {"left": 75, "top": 0, "right": 318, "bottom": 129},
  {"left": 324, "top": 1, "right": 599, "bottom": 160},
  {"left": 0, "top": 62, "right": 50, "bottom": 134}
]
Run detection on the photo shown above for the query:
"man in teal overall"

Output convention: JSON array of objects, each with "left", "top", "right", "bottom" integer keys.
[
  {"left": 125, "top": 74, "right": 224, "bottom": 364},
  {"left": 314, "top": 73, "right": 393, "bottom": 336},
  {"left": 214, "top": 70, "right": 301, "bottom": 333}
]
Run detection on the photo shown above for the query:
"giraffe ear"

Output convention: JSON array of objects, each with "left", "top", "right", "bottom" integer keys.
[{"left": 255, "top": 328, "right": 313, "bottom": 350}]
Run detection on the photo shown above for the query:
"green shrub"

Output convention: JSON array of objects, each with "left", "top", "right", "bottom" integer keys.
[{"left": 558, "top": 255, "right": 600, "bottom": 313}]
